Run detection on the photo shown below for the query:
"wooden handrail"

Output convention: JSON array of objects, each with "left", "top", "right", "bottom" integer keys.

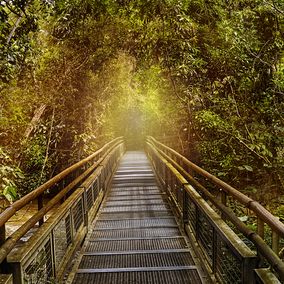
[
  {"left": 0, "top": 137, "right": 123, "bottom": 228},
  {"left": 0, "top": 139, "right": 124, "bottom": 264},
  {"left": 147, "top": 136, "right": 284, "bottom": 236},
  {"left": 146, "top": 137, "right": 284, "bottom": 283},
  {"left": 146, "top": 141, "right": 284, "bottom": 282}
]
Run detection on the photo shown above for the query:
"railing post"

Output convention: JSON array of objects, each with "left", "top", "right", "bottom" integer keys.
[
  {"left": 242, "top": 256, "right": 257, "bottom": 284},
  {"left": 182, "top": 185, "right": 189, "bottom": 229},
  {"left": 272, "top": 231, "right": 280, "bottom": 255},
  {"left": 257, "top": 217, "right": 264, "bottom": 239},
  {"left": 169, "top": 172, "right": 173, "bottom": 195},
  {"left": 162, "top": 163, "right": 166, "bottom": 186},
  {"left": 165, "top": 168, "right": 169, "bottom": 195},
  {"left": 12, "top": 263, "right": 22, "bottom": 284},
  {"left": 195, "top": 207, "right": 200, "bottom": 241},
  {"left": 82, "top": 186, "right": 88, "bottom": 228},
  {"left": 51, "top": 229, "right": 57, "bottom": 280},
  {"left": 38, "top": 194, "right": 44, "bottom": 226},
  {"left": 212, "top": 229, "right": 217, "bottom": 274},
  {"left": 220, "top": 189, "right": 227, "bottom": 220},
  {"left": 0, "top": 224, "right": 7, "bottom": 273},
  {"left": 257, "top": 217, "right": 265, "bottom": 262},
  {"left": 0, "top": 225, "right": 5, "bottom": 247}
]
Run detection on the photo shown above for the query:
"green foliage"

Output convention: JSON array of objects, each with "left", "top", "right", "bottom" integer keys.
[
  {"left": 0, "top": 0, "right": 283, "bottom": 214},
  {"left": 24, "top": 132, "right": 46, "bottom": 168},
  {"left": 96, "top": 55, "right": 183, "bottom": 146},
  {"left": 0, "top": 0, "right": 51, "bottom": 83},
  {"left": 0, "top": 147, "right": 24, "bottom": 202}
]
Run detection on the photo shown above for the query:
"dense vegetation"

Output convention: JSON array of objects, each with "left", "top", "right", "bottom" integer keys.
[{"left": 0, "top": 0, "right": 283, "bottom": 214}]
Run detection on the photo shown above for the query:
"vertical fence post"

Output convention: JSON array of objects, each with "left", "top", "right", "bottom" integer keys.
[
  {"left": 38, "top": 194, "right": 44, "bottom": 226},
  {"left": 0, "top": 223, "right": 7, "bottom": 273},
  {"left": 12, "top": 263, "right": 22, "bottom": 284},
  {"left": 164, "top": 167, "right": 168, "bottom": 193},
  {"left": 195, "top": 207, "right": 199, "bottom": 241},
  {"left": 0, "top": 225, "right": 5, "bottom": 247},
  {"left": 212, "top": 229, "right": 217, "bottom": 274},
  {"left": 272, "top": 231, "right": 280, "bottom": 255},
  {"left": 162, "top": 163, "right": 166, "bottom": 186},
  {"left": 182, "top": 186, "right": 189, "bottom": 229},
  {"left": 51, "top": 230, "right": 57, "bottom": 280},
  {"left": 169, "top": 172, "right": 173, "bottom": 196},
  {"left": 82, "top": 186, "right": 88, "bottom": 228},
  {"left": 257, "top": 217, "right": 264, "bottom": 239},
  {"left": 257, "top": 217, "right": 265, "bottom": 262},
  {"left": 220, "top": 189, "right": 227, "bottom": 220},
  {"left": 242, "top": 256, "right": 257, "bottom": 284}
]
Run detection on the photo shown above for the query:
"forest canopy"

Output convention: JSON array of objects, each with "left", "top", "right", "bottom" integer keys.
[{"left": 0, "top": 0, "right": 283, "bottom": 214}]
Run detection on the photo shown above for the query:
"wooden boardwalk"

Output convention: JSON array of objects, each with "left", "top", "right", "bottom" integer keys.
[{"left": 68, "top": 151, "right": 206, "bottom": 283}]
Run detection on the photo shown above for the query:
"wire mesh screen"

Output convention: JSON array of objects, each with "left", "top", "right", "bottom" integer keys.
[
  {"left": 104, "top": 164, "right": 108, "bottom": 183},
  {"left": 65, "top": 214, "right": 72, "bottom": 246},
  {"left": 23, "top": 238, "right": 54, "bottom": 284},
  {"left": 107, "top": 161, "right": 111, "bottom": 179},
  {"left": 196, "top": 208, "right": 214, "bottom": 266},
  {"left": 173, "top": 177, "right": 178, "bottom": 202},
  {"left": 168, "top": 175, "right": 177, "bottom": 202},
  {"left": 100, "top": 169, "right": 105, "bottom": 191},
  {"left": 161, "top": 163, "right": 166, "bottom": 186},
  {"left": 73, "top": 198, "right": 84, "bottom": 233},
  {"left": 165, "top": 167, "right": 170, "bottom": 192},
  {"left": 110, "top": 156, "right": 115, "bottom": 172},
  {"left": 86, "top": 186, "right": 94, "bottom": 211},
  {"left": 93, "top": 179, "right": 99, "bottom": 199},
  {"left": 185, "top": 194, "right": 196, "bottom": 233},
  {"left": 216, "top": 237, "right": 242, "bottom": 283},
  {"left": 176, "top": 185, "right": 183, "bottom": 212},
  {"left": 53, "top": 216, "right": 69, "bottom": 268},
  {"left": 157, "top": 159, "right": 162, "bottom": 177}
]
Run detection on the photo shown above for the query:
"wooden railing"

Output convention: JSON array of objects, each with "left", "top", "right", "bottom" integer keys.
[
  {"left": 146, "top": 136, "right": 284, "bottom": 283},
  {"left": 0, "top": 137, "right": 125, "bottom": 283}
]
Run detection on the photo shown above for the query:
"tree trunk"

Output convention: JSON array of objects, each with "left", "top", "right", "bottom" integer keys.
[{"left": 23, "top": 104, "right": 46, "bottom": 139}]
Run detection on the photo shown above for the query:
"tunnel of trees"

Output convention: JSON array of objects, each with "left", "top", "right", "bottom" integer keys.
[{"left": 0, "top": 0, "right": 283, "bottom": 217}]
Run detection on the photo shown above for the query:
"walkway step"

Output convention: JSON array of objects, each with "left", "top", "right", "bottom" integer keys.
[
  {"left": 99, "top": 211, "right": 173, "bottom": 219},
  {"left": 101, "top": 205, "right": 170, "bottom": 213},
  {"left": 73, "top": 269, "right": 202, "bottom": 284},
  {"left": 78, "top": 251, "right": 195, "bottom": 269},
  {"left": 90, "top": 228, "right": 181, "bottom": 239},
  {"left": 104, "top": 199, "right": 167, "bottom": 206},
  {"left": 107, "top": 194, "right": 166, "bottom": 201},
  {"left": 94, "top": 218, "right": 177, "bottom": 228},
  {"left": 85, "top": 237, "right": 187, "bottom": 252},
  {"left": 109, "top": 192, "right": 162, "bottom": 197}
]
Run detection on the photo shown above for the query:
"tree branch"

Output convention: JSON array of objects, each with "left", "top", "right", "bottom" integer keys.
[
  {"left": 39, "top": 107, "right": 55, "bottom": 185},
  {"left": 6, "top": 12, "right": 24, "bottom": 44}
]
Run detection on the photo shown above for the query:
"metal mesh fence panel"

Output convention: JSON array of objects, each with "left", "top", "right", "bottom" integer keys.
[
  {"left": 65, "top": 214, "right": 72, "bottom": 246},
  {"left": 23, "top": 238, "right": 54, "bottom": 284},
  {"left": 100, "top": 169, "right": 105, "bottom": 191},
  {"left": 86, "top": 186, "right": 93, "bottom": 211},
  {"left": 196, "top": 208, "right": 214, "bottom": 266},
  {"left": 73, "top": 198, "right": 84, "bottom": 233},
  {"left": 53, "top": 216, "right": 69, "bottom": 268},
  {"left": 176, "top": 183, "right": 183, "bottom": 212},
  {"left": 216, "top": 237, "right": 242, "bottom": 283},
  {"left": 93, "top": 179, "right": 99, "bottom": 199},
  {"left": 185, "top": 194, "right": 196, "bottom": 232}
]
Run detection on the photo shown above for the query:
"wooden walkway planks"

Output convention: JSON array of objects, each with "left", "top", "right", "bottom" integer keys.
[{"left": 68, "top": 151, "right": 205, "bottom": 284}]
